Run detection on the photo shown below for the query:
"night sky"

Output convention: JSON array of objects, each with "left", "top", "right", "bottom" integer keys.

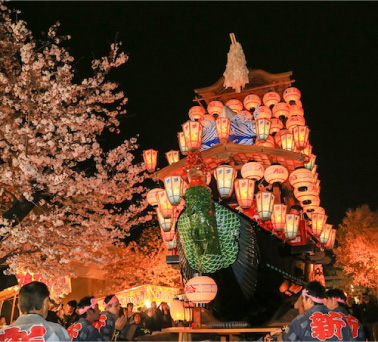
[{"left": 10, "top": 2, "right": 378, "bottom": 225}]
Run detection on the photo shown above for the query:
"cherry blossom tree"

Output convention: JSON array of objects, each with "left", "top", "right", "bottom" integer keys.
[
  {"left": 0, "top": 4, "right": 153, "bottom": 282},
  {"left": 334, "top": 205, "right": 378, "bottom": 288}
]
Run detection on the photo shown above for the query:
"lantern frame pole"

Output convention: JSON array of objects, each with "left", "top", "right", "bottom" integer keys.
[{"left": 10, "top": 292, "right": 17, "bottom": 323}]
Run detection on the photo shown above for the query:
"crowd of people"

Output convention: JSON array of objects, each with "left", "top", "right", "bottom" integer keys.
[
  {"left": 1, "top": 281, "right": 378, "bottom": 341},
  {"left": 0, "top": 281, "right": 172, "bottom": 341}
]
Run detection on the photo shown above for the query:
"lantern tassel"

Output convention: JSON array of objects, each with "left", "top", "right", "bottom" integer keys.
[{"left": 223, "top": 33, "right": 249, "bottom": 93}]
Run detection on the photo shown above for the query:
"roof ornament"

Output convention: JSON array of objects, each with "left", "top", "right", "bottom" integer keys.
[{"left": 223, "top": 33, "right": 249, "bottom": 94}]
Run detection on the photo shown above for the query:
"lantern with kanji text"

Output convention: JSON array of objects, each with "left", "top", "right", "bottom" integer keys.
[
  {"left": 234, "top": 179, "right": 255, "bottom": 208},
  {"left": 182, "top": 121, "right": 203, "bottom": 151},
  {"left": 283, "top": 87, "right": 301, "bottom": 104},
  {"left": 185, "top": 275, "right": 218, "bottom": 304},
  {"left": 189, "top": 106, "right": 206, "bottom": 121},
  {"left": 241, "top": 161, "right": 264, "bottom": 181},
  {"left": 319, "top": 224, "right": 333, "bottom": 244},
  {"left": 281, "top": 131, "right": 295, "bottom": 152},
  {"left": 302, "top": 144, "right": 312, "bottom": 157},
  {"left": 178, "top": 132, "right": 189, "bottom": 155},
  {"left": 304, "top": 154, "right": 316, "bottom": 171},
  {"left": 157, "top": 189, "right": 174, "bottom": 218},
  {"left": 324, "top": 229, "right": 336, "bottom": 248},
  {"left": 289, "top": 105, "right": 304, "bottom": 117},
  {"left": 284, "top": 214, "right": 300, "bottom": 239},
  {"left": 264, "top": 164, "right": 289, "bottom": 184},
  {"left": 293, "top": 125, "right": 310, "bottom": 150},
  {"left": 226, "top": 99, "right": 243, "bottom": 113},
  {"left": 286, "top": 115, "right": 306, "bottom": 133},
  {"left": 147, "top": 188, "right": 161, "bottom": 207},
  {"left": 143, "top": 149, "right": 158, "bottom": 173},
  {"left": 255, "top": 191, "right": 275, "bottom": 220},
  {"left": 263, "top": 91, "right": 280, "bottom": 108},
  {"left": 215, "top": 117, "right": 231, "bottom": 143},
  {"left": 214, "top": 165, "right": 237, "bottom": 198},
  {"left": 207, "top": 101, "right": 224, "bottom": 116},
  {"left": 243, "top": 94, "right": 261, "bottom": 112},
  {"left": 164, "top": 176, "right": 184, "bottom": 206},
  {"left": 166, "top": 150, "right": 180, "bottom": 165},
  {"left": 289, "top": 168, "right": 314, "bottom": 190},
  {"left": 311, "top": 213, "right": 327, "bottom": 236},
  {"left": 255, "top": 106, "right": 272, "bottom": 120},
  {"left": 256, "top": 118, "right": 271, "bottom": 141},
  {"left": 272, "top": 102, "right": 290, "bottom": 119},
  {"left": 255, "top": 135, "right": 275, "bottom": 148},
  {"left": 271, "top": 204, "right": 287, "bottom": 231},
  {"left": 270, "top": 118, "right": 284, "bottom": 134}
]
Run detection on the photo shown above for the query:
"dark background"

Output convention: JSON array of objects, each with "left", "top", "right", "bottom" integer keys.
[{"left": 9, "top": 2, "right": 378, "bottom": 226}]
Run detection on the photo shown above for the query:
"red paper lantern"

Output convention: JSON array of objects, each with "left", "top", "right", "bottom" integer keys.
[
  {"left": 143, "top": 149, "right": 158, "bottom": 173},
  {"left": 289, "top": 168, "right": 314, "bottom": 190},
  {"left": 264, "top": 165, "right": 289, "bottom": 184},
  {"left": 286, "top": 115, "right": 306, "bottom": 133},
  {"left": 289, "top": 105, "right": 304, "bottom": 117},
  {"left": 243, "top": 94, "right": 261, "bottom": 112},
  {"left": 319, "top": 224, "right": 333, "bottom": 244},
  {"left": 241, "top": 162, "right": 264, "bottom": 181},
  {"left": 293, "top": 125, "right": 310, "bottom": 150},
  {"left": 207, "top": 101, "right": 224, "bottom": 116},
  {"left": 166, "top": 150, "right": 180, "bottom": 165},
  {"left": 263, "top": 91, "right": 280, "bottom": 108},
  {"left": 182, "top": 121, "right": 203, "bottom": 151},
  {"left": 272, "top": 102, "right": 290, "bottom": 118},
  {"left": 157, "top": 189, "right": 174, "bottom": 218},
  {"left": 311, "top": 213, "right": 327, "bottom": 236},
  {"left": 234, "top": 179, "right": 255, "bottom": 208},
  {"left": 188, "top": 106, "right": 206, "bottom": 121},
  {"left": 281, "top": 131, "right": 295, "bottom": 151},
  {"left": 226, "top": 99, "right": 243, "bottom": 113},
  {"left": 270, "top": 118, "right": 284, "bottom": 134},
  {"left": 283, "top": 87, "right": 301, "bottom": 104},
  {"left": 254, "top": 135, "right": 275, "bottom": 148},
  {"left": 271, "top": 204, "right": 287, "bottom": 231},
  {"left": 178, "top": 132, "right": 189, "bottom": 155},
  {"left": 256, "top": 106, "right": 272, "bottom": 120},
  {"left": 215, "top": 117, "right": 231, "bottom": 143}
]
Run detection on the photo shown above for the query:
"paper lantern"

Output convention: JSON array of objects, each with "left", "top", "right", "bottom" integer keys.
[
  {"left": 293, "top": 125, "right": 310, "bottom": 150},
  {"left": 286, "top": 115, "right": 306, "bottom": 133},
  {"left": 270, "top": 118, "right": 284, "bottom": 134},
  {"left": 294, "top": 186, "right": 319, "bottom": 205},
  {"left": 289, "top": 105, "right": 304, "bottom": 117},
  {"left": 283, "top": 87, "right": 301, "bottom": 104},
  {"left": 284, "top": 214, "right": 300, "bottom": 239},
  {"left": 301, "top": 196, "right": 320, "bottom": 208},
  {"left": 264, "top": 165, "right": 289, "bottom": 184},
  {"left": 215, "top": 117, "right": 231, "bottom": 143},
  {"left": 304, "top": 154, "right": 316, "bottom": 171},
  {"left": 182, "top": 121, "right": 203, "bottom": 151},
  {"left": 243, "top": 94, "right": 261, "bottom": 112},
  {"left": 147, "top": 188, "right": 161, "bottom": 207},
  {"left": 157, "top": 190, "right": 173, "bottom": 218},
  {"left": 256, "top": 118, "right": 271, "bottom": 141},
  {"left": 274, "top": 129, "right": 289, "bottom": 148},
  {"left": 281, "top": 131, "right": 295, "bottom": 151},
  {"left": 263, "top": 91, "right": 280, "bottom": 108},
  {"left": 255, "top": 191, "right": 275, "bottom": 220},
  {"left": 313, "top": 172, "right": 318, "bottom": 185},
  {"left": 289, "top": 168, "right": 314, "bottom": 190},
  {"left": 325, "top": 229, "right": 336, "bottom": 248},
  {"left": 178, "top": 132, "right": 189, "bottom": 155},
  {"left": 156, "top": 208, "right": 174, "bottom": 232},
  {"left": 166, "top": 150, "right": 180, "bottom": 165},
  {"left": 302, "top": 144, "right": 312, "bottom": 157},
  {"left": 271, "top": 204, "right": 287, "bottom": 231},
  {"left": 255, "top": 106, "right": 272, "bottom": 120},
  {"left": 189, "top": 106, "right": 206, "bottom": 121},
  {"left": 254, "top": 135, "right": 275, "bottom": 148},
  {"left": 241, "top": 161, "right": 264, "bottom": 180},
  {"left": 170, "top": 299, "right": 185, "bottom": 321},
  {"left": 319, "top": 224, "right": 333, "bottom": 244},
  {"left": 207, "top": 101, "right": 224, "bottom": 116},
  {"left": 272, "top": 102, "right": 290, "bottom": 119},
  {"left": 226, "top": 99, "right": 243, "bottom": 113},
  {"left": 234, "top": 179, "right": 255, "bottom": 208},
  {"left": 143, "top": 149, "right": 158, "bottom": 173},
  {"left": 311, "top": 213, "right": 327, "bottom": 236},
  {"left": 304, "top": 205, "right": 324, "bottom": 215},
  {"left": 185, "top": 276, "right": 218, "bottom": 304},
  {"left": 164, "top": 176, "right": 184, "bottom": 206},
  {"left": 214, "top": 165, "right": 237, "bottom": 198}
]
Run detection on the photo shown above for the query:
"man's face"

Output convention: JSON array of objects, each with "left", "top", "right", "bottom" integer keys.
[
  {"left": 127, "top": 304, "right": 133, "bottom": 313},
  {"left": 151, "top": 302, "right": 157, "bottom": 310},
  {"left": 134, "top": 314, "right": 141, "bottom": 325},
  {"left": 87, "top": 304, "right": 101, "bottom": 324},
  {"left": 65, "top": 304, "right": 75, "bottom": 315},
  {"left": 302, "top": 295, "right": 313, "bottom": 311},
  {"left": 0, "top": 317, "right": 6, "bottom": 325},
  {"left": 108, "top": 301, "right": 121, "bottom": 316},
  {"left": 325, "top": 297, "right": 338, "bottom": 310}
]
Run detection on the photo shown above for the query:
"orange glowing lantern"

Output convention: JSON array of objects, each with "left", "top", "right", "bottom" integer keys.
[
  {"left": 286, "top": 115, "right": 306, "bottom": 133},
  {"left": 226, "top": 99, "right": 243, "bottom": 113},
  {"left": 256, "top": 106, "right": 272, "bottom": 120},
  {"left": 272, "top": 102, "right": 290, "bottom": 119},
  {"left": 147, "top": 188, "right": 161, "bottom": 207},
  {"left": 313, "top": 172, "right": 318, "bottom": 185},
  {"left": 304, "top": 205, "right": 324, "bottom": 215},
  {"left": 289, "top": 168, "right": 314, "bottom": 190},
  {"left": 256, "top": 118, "right": 271, "bottom": 141},
  {"left": 182, "top": 121, "right": 203, "bottom": 151},
  {"left": 215, "top": 117, "right": 231, "bottom": 143},
  {"left": 243, "top": 94, "right": 261, "bottom": 112},
  {"left": 284, "top": 214, "right": 300, "bottom": 239},
  {"left": 185, "top": 276, "right": 218, "bottom": 304},
  {"left": 319, "top": 224, "right": 333, "bottom": 244},
  {"left": 283, "top": 87, "right": 301, "bottom": 104},
  {"left": 302, "top": 144, "right": 312, "bottom": 157},
  {"left": 255, "top": 191, "right": 275, "bottom": 220},
  {"left": 188, "top": 106, "right": 206, "bottom": 121},
  {"left": 241, "top": 161, "right": 265, "bottom": 181},
  {"left": 271, "top": 204, "right": 287, "bottom": 231},
  {"left": 289, "top": 105, "right": 304, "bottom": 117},
  {"left": 311, "top": 213, "right": 327, "bottom": 236},
  {"left": 280, "top": 131, "right": 295, "bottom": 151},
  {"left": 164, "top": 175, "right": 184, "bottom": 206},
  {"left": 263, "top": 91, "right": 281, "bottom": 108},
  {"left": 264, "top": 165, "right": 289, "bottom": 184},
  {"left": 214, "top": 165, "right": 237, "bottom": 198},
  {"left": 157, "top": 189, "right": 174, "bottom": 218},
  {"left": 255, "top": 135, "right": 275, "bottom": 148},
  {"left": 325, "top": 229, "right": 336, "bottom": 248},
  {"left": 304, "top": 154, "right": 316, "bottom": 171},
  {"left": 156, "top": 208, "right": 175, "bottom": 232},
  {"left": 274, "top": 129, "right": 289, "bottom": 148},
  {"left": 294, "top": 186, "right": 318, "bottom": 205},
  {"left": 143, "top": 149, "right": 158, "bottom": 173},
  {"left": 234, "top": 179, "right": 255, "bottom": 208},
  {"left": 166, "top": 150, "right": 180, "bottom": 165},
  {"left": 270, "top": 118, "right": 284, "bottom": 134},
  {"left": 293, "top": 125, "right": 310, "bottom": 150},
  {"left": 301, "top": 196, "right": 320, "bottom": 208},
  {"left": 207, "top": 101, "right": 224, "bottom": 116},
  {"left": 178, "top": 132, "right": 189, "bottom": 155}
]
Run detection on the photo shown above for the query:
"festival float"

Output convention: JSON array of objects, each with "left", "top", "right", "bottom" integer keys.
[{"left": 143, "top": 34, "right": 335, "bottom": 325}]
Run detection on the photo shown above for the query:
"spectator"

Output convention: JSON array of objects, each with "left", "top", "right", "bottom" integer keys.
[
  {"left": 157, "top": 302, "right": 172, "bottom": 329},
  {"left": 360, "top": 293, "right": 378, "bottom": 341},
  {"left": 67, "top": 296, "right": 102, "bottom": 341},
  {"left": 325, "top": 289, "right": 365, "bottom": 341},
  {"left": 125, "top": 303, "right": 134, "bottom": 323},
  {"left": 0, "top": 316, "right": 7, "bottom": 329},
  {"left": 282, "top": 281, "right": 352, "bottom": 341},
  {"left": 46, "top": 299, "right": 62, "bottom": 325},
  {"left": 62, "top": 300, "right": 79, "bottom": 329},
  {"left": 0, "top": 281, "right": 69, "bottom": 341},
  {"left": 121, "top": 313, "right": 150, "bottom": 341}
]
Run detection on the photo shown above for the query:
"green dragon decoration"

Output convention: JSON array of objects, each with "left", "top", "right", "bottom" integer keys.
[{"left": 177, "top": 186, "right": 240, "bottom": 273}]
